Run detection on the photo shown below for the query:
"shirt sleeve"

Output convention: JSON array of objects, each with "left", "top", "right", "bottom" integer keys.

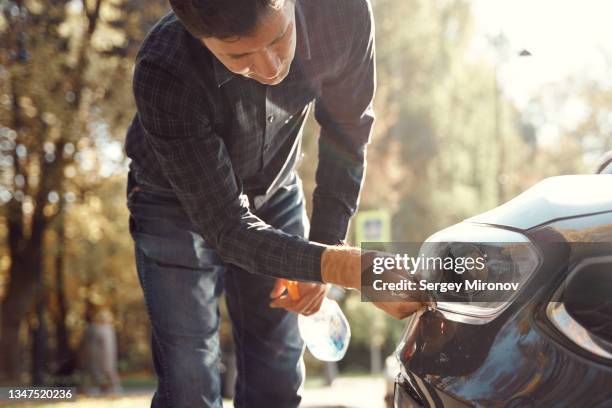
[
  {"left": 310, "top": 0, "right": 376, "bottom": 245},
  {"left": 132, "top": 57, "right": 328, "bottom": 282}
]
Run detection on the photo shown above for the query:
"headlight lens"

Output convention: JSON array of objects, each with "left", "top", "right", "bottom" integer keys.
[{"left": 417, "top": 223, "right": 541, "bottom": 323}]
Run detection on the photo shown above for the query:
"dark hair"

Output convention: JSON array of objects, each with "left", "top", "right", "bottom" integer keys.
[{"left": 169, "top": 0, "right": 285, "bottom": 39}]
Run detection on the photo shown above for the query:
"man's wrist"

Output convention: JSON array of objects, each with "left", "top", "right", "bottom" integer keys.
[{"left": 320, "top": 245, "right": 362, "bottom": 290}]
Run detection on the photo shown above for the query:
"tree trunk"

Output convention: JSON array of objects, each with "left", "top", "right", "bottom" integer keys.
[
  {"left": 0, "top": 195, "right": 46, "bottom": 381},
  {"left": 0, "top": 56, "right": 31, "bottom": 383},
  {"left": 0, "top": 256, "right": 38, "bottom": 382},
  {"left": 54, "top": 207, "right": 71, "bottom": 369},
  {"left": 31, "top": 291, "right": 48, "bottom": 385}
]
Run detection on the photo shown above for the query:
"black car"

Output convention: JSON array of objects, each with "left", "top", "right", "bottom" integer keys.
[{"left": 393, "top": 156, "right": 612, "bottom": 407}]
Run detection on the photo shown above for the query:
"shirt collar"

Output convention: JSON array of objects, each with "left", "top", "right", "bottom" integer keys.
[
  {"left": 213, "top": 56, "right": 235, "bottom": 88},
  {"left": 213, "top": 0, "right": 312, "bottom": 88}
]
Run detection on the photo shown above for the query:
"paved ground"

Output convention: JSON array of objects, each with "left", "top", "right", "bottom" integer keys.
[
  {"left": 1, "top": 376, "right": 388, "bottom": 408},
  {"left": 298, "top": 376, "right": 387, "bottom": 408}
]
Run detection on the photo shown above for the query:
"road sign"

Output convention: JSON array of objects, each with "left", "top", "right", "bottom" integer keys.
[{"left": 355, "top": 209, "right": 391, "bottom": 245}]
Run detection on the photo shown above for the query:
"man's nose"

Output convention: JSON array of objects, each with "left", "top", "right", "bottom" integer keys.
[{"left": 255, "top": 49, "right": 282, "bottom": 80}]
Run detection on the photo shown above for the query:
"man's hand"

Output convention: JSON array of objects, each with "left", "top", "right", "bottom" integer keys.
[
  {"left": 362, "top": 252, "right": 435, "bottom": 319},
  {"left": 269, "top": 279, "right": 330, "bottom": 316},
  {"left": 321, "top": 246, "right": 434, "bottom": 320}
]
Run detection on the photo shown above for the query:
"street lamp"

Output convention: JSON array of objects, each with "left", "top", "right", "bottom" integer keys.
[{"left": 490, "top": 31, "right": 531, "bottom": 204}]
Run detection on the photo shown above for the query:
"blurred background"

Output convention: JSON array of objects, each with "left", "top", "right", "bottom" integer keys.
[{"left": 1, "top": 0, "right": 612, "bottom": 406}]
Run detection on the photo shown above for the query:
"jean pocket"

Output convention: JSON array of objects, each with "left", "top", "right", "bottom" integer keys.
[
  {"left": 130, "top": 205, "right": 221, "bottom": 271},
  {"left": 135, "top": 229, "right": 221, "bottom": 271}
]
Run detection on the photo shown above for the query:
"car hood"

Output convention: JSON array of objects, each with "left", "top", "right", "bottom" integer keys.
[{"left": 466, "top": 175, "right": 612, "bottom": 230}]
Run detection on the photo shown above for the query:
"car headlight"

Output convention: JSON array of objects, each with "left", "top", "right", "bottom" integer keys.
[
  {"left": 417, "top": 223, "right": 541, "bottom": 324},
  {"left": 547, "top": 255, "right": 612, "bottom": 360}
]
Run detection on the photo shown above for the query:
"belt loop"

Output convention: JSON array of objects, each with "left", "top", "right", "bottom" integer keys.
[{"left": 127, "top": 171, "right": 141, "bottom": 196}]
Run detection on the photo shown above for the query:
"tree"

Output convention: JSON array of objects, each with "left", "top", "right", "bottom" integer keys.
[{"left": 0, "top": 0, "right": 165, "bottom": 382}]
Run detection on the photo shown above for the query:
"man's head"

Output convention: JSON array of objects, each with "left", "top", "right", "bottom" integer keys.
[{"left": 170, "top": 0, "right": 297, "bottom": 85}]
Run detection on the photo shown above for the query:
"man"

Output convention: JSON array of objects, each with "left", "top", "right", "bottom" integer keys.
[{"left": 125, "top": 0, "right": 424, "bottom": 406}]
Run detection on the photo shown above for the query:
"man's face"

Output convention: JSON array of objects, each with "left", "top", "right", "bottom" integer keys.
[{"left": 202, "top": 1, "right": 297, "bottom": 86}]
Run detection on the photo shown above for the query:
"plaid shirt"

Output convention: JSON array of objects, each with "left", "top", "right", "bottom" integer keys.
[{"left": 124, "top": 0, "right": 375, "bottom": 282}]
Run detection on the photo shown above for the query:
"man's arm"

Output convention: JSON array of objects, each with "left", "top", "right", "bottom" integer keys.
[
  {"left": 309, "top": 0, "right": 376, "bottom": 245},
  {"left": 306, "top": 2, "right": 427, "bottom": 319},
  {"left": 133, "top": 57, "right": 328, "bottom": 282}
]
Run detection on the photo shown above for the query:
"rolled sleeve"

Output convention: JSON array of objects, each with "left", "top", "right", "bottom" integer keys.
[
  {"left": 310, "top": 0, "right": 376, "bottom": 245},
  {"left": 133, "top": 58, "right": 328, "bottom": 282}
]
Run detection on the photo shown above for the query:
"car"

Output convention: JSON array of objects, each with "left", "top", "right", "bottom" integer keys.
[{"left": 392, "top": 153, "right": 612, "bottom": 407}]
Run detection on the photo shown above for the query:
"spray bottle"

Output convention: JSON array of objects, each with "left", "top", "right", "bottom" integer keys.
[{"left": 282, "top": 279, "right": 351, "bottom": 362}]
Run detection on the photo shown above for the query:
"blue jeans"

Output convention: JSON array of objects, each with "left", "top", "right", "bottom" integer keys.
[{"left": 127, "top": 171, "right": 308, "bottom": 408}]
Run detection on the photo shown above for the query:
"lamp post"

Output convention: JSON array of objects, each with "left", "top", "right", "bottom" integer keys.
[{"left": 490, "top": 31, "right": 531, "bottom": 204}]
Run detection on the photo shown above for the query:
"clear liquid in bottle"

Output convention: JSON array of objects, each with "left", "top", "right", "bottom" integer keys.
[{"left": 297, "top": 297, "right": 351, "bottom": 362}]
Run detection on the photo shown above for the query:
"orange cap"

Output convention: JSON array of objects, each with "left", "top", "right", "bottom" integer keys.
[{"left": 281, "top": 279, "right": 301, "bottom": 301}]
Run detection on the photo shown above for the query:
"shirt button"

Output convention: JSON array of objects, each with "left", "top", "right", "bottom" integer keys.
[
  {"left": 267, "top": 114, "right": 275, "bottom": 123},
  {"left": 264, "top": 143, "right": 270, "bottom": 151}
]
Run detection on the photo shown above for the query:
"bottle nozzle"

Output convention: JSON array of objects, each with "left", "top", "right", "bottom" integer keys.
[{"left": 281, "top": 279, "right": 301, "bottom": 301}]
